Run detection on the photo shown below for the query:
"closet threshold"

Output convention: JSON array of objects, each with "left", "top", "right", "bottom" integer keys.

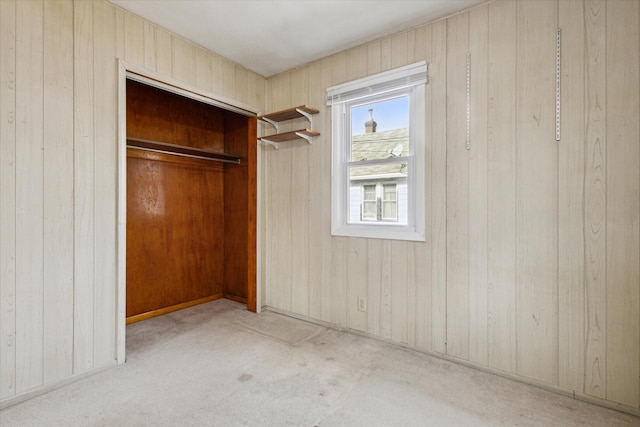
[{"left": 127, "top": 137, "right": 241, "bottom": 164}]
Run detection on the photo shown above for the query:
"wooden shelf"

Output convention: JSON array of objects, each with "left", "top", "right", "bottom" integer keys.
[
  {"left": 127, "top": 137, "right": 241, "bottom": 164},
  {"left": 258, "top": 105, "right": 319, "bottom": 123},
  {"left": 258, "top": 105, "right": 320, "bottom": 149},
  {"left": 259, "top": 129, "right": 319, "bottom": 150}
]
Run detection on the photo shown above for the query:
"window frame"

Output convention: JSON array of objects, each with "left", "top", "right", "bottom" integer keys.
[{"left": 328, "top": 61, "right": 427, "bottom": 242}]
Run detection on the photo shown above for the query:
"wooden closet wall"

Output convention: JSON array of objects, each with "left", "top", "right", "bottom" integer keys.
[{"left": 126, "top": 79, "right": 256, "bottom": 322}]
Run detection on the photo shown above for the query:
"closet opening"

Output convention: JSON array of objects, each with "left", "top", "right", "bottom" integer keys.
[{"left": 124, "top": 77, "right": 257, "bottom": 326}]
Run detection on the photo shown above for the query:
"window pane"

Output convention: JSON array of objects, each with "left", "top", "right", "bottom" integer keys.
[
  {"left": 383, "top": 201, "right": 397, "bottom": 220},
  {"left": 363, "top": 185, "right": 376, "bottom": 201},
  {"left": 383, "top": 184, "right": 396, "bottom": 201},
  {"left": 362, "top": 185, "right": 377, "bottom": 220},
  {"left": 350, "top": 95, "right": 409, "bottom": 162},
  {"left": 382, "top": 184, "right": 397, "bottom": 220}
]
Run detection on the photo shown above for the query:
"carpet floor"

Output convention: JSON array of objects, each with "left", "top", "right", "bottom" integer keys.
[{"left": 1, "top": 299, "right": 638, "bottom": 426}]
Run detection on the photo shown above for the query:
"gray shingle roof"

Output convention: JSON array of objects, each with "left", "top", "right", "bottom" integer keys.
[{"left": 350, "top": 128, "right": 409, "bottom": 179}]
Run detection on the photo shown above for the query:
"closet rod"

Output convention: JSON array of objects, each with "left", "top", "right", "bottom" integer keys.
[{"left": 127, "top": 137, "right": 241, "bottom": 164}]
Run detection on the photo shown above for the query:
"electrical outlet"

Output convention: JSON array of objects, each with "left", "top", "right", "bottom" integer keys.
[{"left": 357, "top": 296, "right": 367, "bottom": 312}]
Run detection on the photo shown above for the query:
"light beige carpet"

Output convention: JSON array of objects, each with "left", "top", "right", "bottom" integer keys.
[{"left": 1, "top": 299, "right": 638, "bottom": 426}]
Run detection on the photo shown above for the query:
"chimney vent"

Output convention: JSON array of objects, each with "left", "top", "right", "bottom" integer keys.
[{"left": 365, "top": 108, "right": 377, "bottom": 133}]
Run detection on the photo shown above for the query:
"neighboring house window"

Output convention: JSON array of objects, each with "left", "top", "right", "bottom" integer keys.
[
  {"left": 360, "top": 182, "right": 398, "bottom": 222},
  {"left": 328, "top": 61, "right": 427, "bottom": 241}
]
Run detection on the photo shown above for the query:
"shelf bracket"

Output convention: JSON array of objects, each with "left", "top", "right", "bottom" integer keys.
[
  {"left": 260, "top": 117, "right": 279, "bottom": 133},
  {"left": 295, "top": 132, "right": 314, "bottom": 145},
  {"left": 260, "top": 138, "right": 279, "bottom": 150},
  {"left": 296, "top": 108, "right": 314, "bottom": 129}
]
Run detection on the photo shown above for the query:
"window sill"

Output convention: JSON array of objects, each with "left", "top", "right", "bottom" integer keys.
[{"left": 331, "top": 223, "right": 425, "bottom": 242}]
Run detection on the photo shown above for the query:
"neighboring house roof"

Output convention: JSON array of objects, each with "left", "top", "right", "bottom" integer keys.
[{"left": 350, "top": 128, "right": 409, "bottom": 180}]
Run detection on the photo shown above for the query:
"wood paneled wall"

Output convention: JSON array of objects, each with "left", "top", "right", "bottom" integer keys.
[
  {"left": 0, "top": 0, "right": 264, "bottom": 405},
  {"left": 264, "top": 0, "right": 640, "bottom": 411}
]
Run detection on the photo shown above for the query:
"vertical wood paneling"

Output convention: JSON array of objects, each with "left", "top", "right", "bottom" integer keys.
[
  {"left": 346, "top": 238, "right": 368, "bottom": 332},
  {"left": 405, "top": 30, "right": 419, "bottom": 348},
  {"left": 195, "top": 47, "right": 212, "bottom": 92},
  {"left": 390, "top": 31, "right": 410, "bottom": 345},
  {"left": 221, "top": 59, "right": 236, "bottom": 99},
  {"left": 487, "top": 0, "right": 517, "bottom": 375},
  {"left": 265, "top": 72, "right": 292, "bottom": 311},
  {"left": 289, "top": 66, "right": 310, "bottom": 317},
  {"left": 143, "top": 21, "right": 156, "bottom": 71},
  {"left": 171, "top": 36, "right": 196, "bottom": 85},
  {"left": 605, "top": 0, "right": 640, "bottom": 407},
  {"left": 15, "top": 0, "right": 44, "bottom": 392},
  {"left": 0, "top": 0, "right": 17, "bottom": 400},
  {"left": 72, "top": 0, "right": 95, "bottom": 373},
  {"left": 3, "top": 0, "right": 640, "bottom": 413},
  {"left": 365, "top": 41, "right": 382, "bottom": 337},
  {"left": 345, "top": 44, "right": 368, "bottom": 332},
  {"left": 307, "top": 57, "right": 332, "bottom": 323},
  {"left": 155, "top": 27, "right": 172, "bottom": 76},
  {"left": 330, "top": 52, "right": 347, "bottom": 327},
  {"left": 366, "top": 239, "right": 382, "bottom": 336},
  {"left": 446, "top": 11, "right": 470, "bottom": 361},
  {"left": 430, "top": 19, "right": 447, "bottom": 355},
  {"left": 584, "top": 0, "right": 607, "bottom": 399},
  {"left": 558, "top": 0, "right": 586, "bottom": 395},
  {"left": 391, "top": 241, "right": 408, "bottom": 343},
  {"left": 234, "top": 65, "right": 249, "bottom": 110},
  {"left": 468, "top": 3, "right": 489, "bottom": 367},
  {"left": 515, "top": 0, "right": 559, "bottom": 385},
  {"left": 123, "top": 11, "right": 143, "bottom": 65},
  {"left": 413, "top": 23, "right": 432, "bottom": 352},
  {"left": 93, "top": 0, "right": 117, "bottom": 366},
  {"left": 1, "top": 0, "right": 270, "bottom": 407},
  {"left": 379, "top": 240, "right": 392, "bottom": 339},
  {"left": 42, "top": 0, "right": 74, "bottom": 384}
]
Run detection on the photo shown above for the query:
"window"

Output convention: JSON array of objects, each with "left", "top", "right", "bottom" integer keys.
[{"left": 328, "top": 61, "right": 427, "bottom": 241}]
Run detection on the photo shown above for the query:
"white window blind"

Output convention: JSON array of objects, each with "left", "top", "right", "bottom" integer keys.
[{"left": 327, "top": 61, "right": 428, "bottom": 106}]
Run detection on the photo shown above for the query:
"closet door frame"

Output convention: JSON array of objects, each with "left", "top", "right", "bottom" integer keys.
[{"left": 116, "top": 60, "right": 260, "bottom": 364}]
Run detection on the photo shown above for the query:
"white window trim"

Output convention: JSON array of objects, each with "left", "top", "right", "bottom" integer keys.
[{"left": 329, "top": 62, "right": 427, "bottom": 242}]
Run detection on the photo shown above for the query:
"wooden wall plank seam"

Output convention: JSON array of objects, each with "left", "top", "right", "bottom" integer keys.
[
  {"left": 446, "top": 10, "right": 470, "bottom": 361},
  {"left": 42, "top": 0, "right": 74, "bottom": 385},
  {"left": 584, "top": 0, "right": 606, "bottom": 399},
  {"left": 289, "top": 65, "right": 311, "bottom": 318},
  {"left": 0, "top": 0, "right": 18, "bottom": 401},
  {"left": 605, "top": 0, "right": 640, "bottom": 408},
  {"left": 430, "top": 18, "right": 448, "bottom": 355},
  {"left": 487, "top": 0, "right": 517, "bottom": 375},
  {"left": 558, "top": 0, "right": 586, "bottom": 395},
  {"left": 412, "top": 23, "right": 432, "bottom": 352},
  {"left": 468, "top": 3, "right": 489, "bottom": 367},
  {"left": 390, "top": 32, "right": 410, "bottom": 345},
  {"left": 515, "top": 0, "right": 559, "bottom": 385},
  {"left": 15, "top": 0, "right": 45, "bottom": 392},
  {"left": 93, "top": 0, "right": 118, "bottom": 366},
  {"left": 72, "top": 0, "right": 95, "bottom": 374}
]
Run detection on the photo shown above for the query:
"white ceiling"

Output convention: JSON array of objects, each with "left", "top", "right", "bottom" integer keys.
[{"left": 110, "top": 0, "right": 484, "bottom": 77}]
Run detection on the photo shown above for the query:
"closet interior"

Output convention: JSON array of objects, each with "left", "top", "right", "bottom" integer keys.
[{"left": 125, "top": 79, "right": 256, "bottom": 323}]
